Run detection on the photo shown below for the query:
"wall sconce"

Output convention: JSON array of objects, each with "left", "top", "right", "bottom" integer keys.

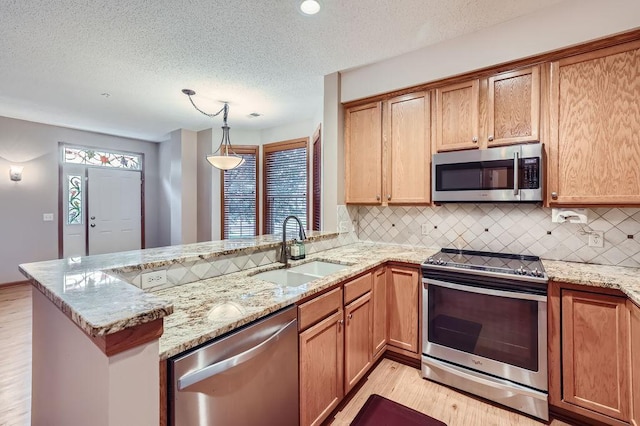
[{"left": 9, "top": 165, "right": 23, "bottom": 182}]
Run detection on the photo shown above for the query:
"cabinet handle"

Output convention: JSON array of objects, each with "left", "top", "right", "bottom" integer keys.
[
  {"left": 551, "top": 192, "right": 558, "bottom": 200},
  {"left": 376, "top": 195, "right": 381, "bottom": 201},
  {"left": 472, "top": 137, "right": 478, "bottom": 143},
  {"left": 387, "top": 194, "right": 391, "bottom": 201},
  {"left": 488, "top": 135, "right": 494, "bottom": 142}
]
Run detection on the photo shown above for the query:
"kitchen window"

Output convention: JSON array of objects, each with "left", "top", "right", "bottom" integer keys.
[
  {"left": 263, "top": 138, "right": 309, "bottom": 235},
  {"left": 221, "top": 146, "right": 259, "bottom": 239},
  {"left": 312, "top": 126, "right": 321, "bottom": 231}
]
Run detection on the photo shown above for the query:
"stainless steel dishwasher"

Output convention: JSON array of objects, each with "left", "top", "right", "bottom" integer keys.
[{"left": 169, "top": 306, "right": 299, "bottom": 426}]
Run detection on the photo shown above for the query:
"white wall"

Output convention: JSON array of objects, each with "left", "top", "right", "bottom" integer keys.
[
  {"left": 0, "top": 116, "right": 161, "bottom": 284},
  {"left": 322, "top": 73, "right": 342, "bottom": 233},
  {"left": 32, "top": 289, "right": 158, "bottom": 426},
  {"left": 341, "top": 0, "right": 640, "bottom": 102},
  {"left": 197, "top": 129, "right": 213, "bottom": 242}
]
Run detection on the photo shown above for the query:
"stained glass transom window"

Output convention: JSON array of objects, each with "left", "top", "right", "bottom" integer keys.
[
  {"left": 68, "top": 175, "right": 83, "bottom": 225},
  {"left": 64, "top": 147, "right": 141, "bottom": 170}
]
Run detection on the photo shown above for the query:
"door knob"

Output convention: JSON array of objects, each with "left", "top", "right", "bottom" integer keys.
[{"left": 90, "top": 224, "right": 96, "bottom": 228}]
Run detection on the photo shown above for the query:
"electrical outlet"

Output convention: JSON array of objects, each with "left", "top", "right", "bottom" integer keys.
[
  {"left": 141, "top": 270, "right": 167, "bottom": 289},
  {"left": 421, "top": 224, "right": 429, "bottom": 235},
  {"left": 339, "top": 221, "right": 350, "bottom": 233},
  {"left": 588, "top": 231, "right": 604, "bottom": 248},
  {"left": 43, "top": 213, "right": 54, "bottom": 222}
]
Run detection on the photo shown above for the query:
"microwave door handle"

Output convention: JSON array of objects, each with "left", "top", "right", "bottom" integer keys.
[{"left": 513, "top": 151, "right": 519, "bottom": 196}]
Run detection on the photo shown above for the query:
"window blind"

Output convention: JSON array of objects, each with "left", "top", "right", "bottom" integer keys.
[
  {"left": 222, "top": 148, "right": 258, "bottom": 239},
  {"left": 312, "top": 137, "right": 321, "bottom": 231},
  {"left": 264, "top": 141, "right": 308, "bottom": 235}
]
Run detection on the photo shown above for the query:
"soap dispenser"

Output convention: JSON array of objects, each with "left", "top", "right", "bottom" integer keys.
[{"left": 291, "top": 239, "right": 306, "bottom": 260}]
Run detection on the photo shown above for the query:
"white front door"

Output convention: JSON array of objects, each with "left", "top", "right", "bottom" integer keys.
[{"left": 87, "top": 168, "right": 142, "bottom": 255}]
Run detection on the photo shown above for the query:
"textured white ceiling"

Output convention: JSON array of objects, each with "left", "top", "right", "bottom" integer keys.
[{"left": 0, "top": 0, "right": 566, "bottom": 141}]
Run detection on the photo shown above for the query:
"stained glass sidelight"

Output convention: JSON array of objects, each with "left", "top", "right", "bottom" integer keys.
[
  {"left": 68, "top": 175, "right": 82, "bottom": 225},
  {"left": 64, "top": 147, "right": 141, "bottom": 170}
]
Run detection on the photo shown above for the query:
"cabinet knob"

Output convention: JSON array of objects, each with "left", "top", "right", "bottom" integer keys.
[
  {"left": 348, "top": 314, "right": 353, "bottom": 320},
  {"left": 90, "top": 224, "right": 96, "bottom": 228},
  {"left": 338, "top": 319, "right": 344, "bottom": 326},
  {"left": 90, "top": 216, "right": 96, "bottom": 220},
  {"left": 488, "top": 135, "right": 494, "bottom": 142},
  {"left": 551, "top": 192, "right": 558, "bottom": 200},
  {"left": 387, "top": 194, "right": 391, "bottom": 201},
  {"left": 376, "top": 195, "right": 381, "bottom": 201},
  {"left": 472, "top": 137, "right": 478, "bottom": 143}
]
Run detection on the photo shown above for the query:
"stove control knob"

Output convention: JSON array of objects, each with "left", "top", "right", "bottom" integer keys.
[
  {"left": 533, "top": 268, "right": 541, "bottom": 277},
  {"left": 427, "top": 257, "right": 434, "bottom": 264}
]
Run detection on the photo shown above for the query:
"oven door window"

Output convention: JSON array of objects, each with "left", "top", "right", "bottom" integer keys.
[{"left": 428, "top": 284, "right": 538, "bottom": 371}]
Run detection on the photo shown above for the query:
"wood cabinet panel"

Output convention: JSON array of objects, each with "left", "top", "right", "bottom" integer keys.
[
  {"left": 549, "top": 40, "right": 640, "bottom": 205},
  {"left": 630, "top": 300, "right": 640, "bottom": 426},
  {"left": 384, "top": 92, "right": 431, "bottom": 204},
  {"left": 487, "top": 66, "right": 540, "bottom": 146},
  {"left": 344, "top": 293, "right": 372, "bottom": 393},
  {"left": 299, "top": 310, "right": 344, "bottom": 426},
  {"left": 372, "top": 267, "right": 387, "bottom": 358},
  {"left": 435, "top": 79, "right": 479, "bottom": 151},
  {"left": 561, "top": 289, "right": 631, "bottom": 422},
  {"left": 344, "top": 273, "right": 372, "bottom": 305},
  {"left": 345, "top": 102, "right": 383, "bottom": 203},
  {"left": 298, "top": 287, "right": 342, "bottom": 332},
  {"left": 387, "top": 266, "right": 419, "bottom": 353}
]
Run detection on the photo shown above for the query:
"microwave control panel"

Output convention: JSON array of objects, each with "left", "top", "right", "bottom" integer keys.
[{"left": 521, "top": 158, "right": 540, "bottom": 189}]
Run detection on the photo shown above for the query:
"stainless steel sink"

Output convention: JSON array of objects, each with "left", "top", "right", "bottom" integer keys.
[
  {"left": 288, "top": 261, "right": 348, "bottom": 276},
  {"left": 253, "top": 260, "right": 349, "bottom": 287}
]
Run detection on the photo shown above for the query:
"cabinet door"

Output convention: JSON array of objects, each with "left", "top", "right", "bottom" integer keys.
[
  {"left": 344, "top": 292, "right": 372, "bottom": 394},
  {"left": 435, "top": 79, "right": 480, "bottom": 152},
  {"left": 549, "top": 41, "right": 640, "bottom": 205},
  {"left": 387, "top": 266, "right": 419, "bottom": 353},
  {"left": 299, "top": 310, "right": 344, "bottom": 426},
  {"left": 562, "top": 290, "right": 631, "bottom": 421},
  {"left": 383, "top": 92, "right": 431, "bottom": 204},
  {"left": 487, "top": 66, "right": 540, "bottom": 147},
  {"left": 372, "top": 267, "right": 387, "bottom": 358},
  {"left": 630, "top": 300, "right": 640, "bottom": 426},
  {"left": 345, "top": 102, "right": 383, "bottom": 204}
]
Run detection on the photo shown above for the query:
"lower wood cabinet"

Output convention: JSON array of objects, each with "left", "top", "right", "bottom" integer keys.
[
  {"left": 371, "top": 266, "right": 387, "bottom": 358},
  {"left": 344, "top": 292, "right": 372, "bottom": 393},
  {"left": 387, "top": 266, "right": 420, "bottom": 354},
  {"left": 630, "top": 300, "right": 640, "bottom": 426},
  {"left": 550, "top": 281, "right": 633, "bottom": 425},
  {"left": 299, "top": 304, "right": 344, "bottom": 426}
]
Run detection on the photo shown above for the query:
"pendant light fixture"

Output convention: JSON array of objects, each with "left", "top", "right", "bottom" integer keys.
[{"left": 182, "top": 89, "right": 245, "bottom": 170}]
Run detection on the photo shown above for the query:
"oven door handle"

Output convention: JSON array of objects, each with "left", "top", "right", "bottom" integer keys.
[{"left": 423, "top": 278, "right": 547, "bottom": 302}]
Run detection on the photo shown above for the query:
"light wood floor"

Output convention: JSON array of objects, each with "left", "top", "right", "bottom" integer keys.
[
  {"left": 0, "top": 284, "right": 31, "bottom": 426},
  {"left": 328, "top": 358, "right": 575, "bottom": 426}
]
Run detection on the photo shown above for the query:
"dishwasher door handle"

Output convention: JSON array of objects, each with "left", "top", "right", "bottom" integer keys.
[{"left": 177, "top": 318, "right": 297, "bottom": 391}]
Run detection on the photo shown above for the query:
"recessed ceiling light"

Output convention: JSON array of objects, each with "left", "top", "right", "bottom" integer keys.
[
  {"left": 248, "top": 112, "right": 262, "bottom": 118},
  {"left": 101, "top": 92, "right": 111, "bottom": 98},
  {"left": 299, "top": 0, "right": 321, "bottom": 15}
]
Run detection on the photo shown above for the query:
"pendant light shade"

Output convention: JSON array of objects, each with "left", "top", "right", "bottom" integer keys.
[{"left": 182, "top": 89, "right": 245, "bottom": 171}]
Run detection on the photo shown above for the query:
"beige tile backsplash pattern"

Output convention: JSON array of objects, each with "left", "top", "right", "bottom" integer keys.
[
  {"left": 356, "top": 204, "right": 640, "bottom": 267},
  {"left": 116, "top": 205, "right": 359, "bottom": 291}
]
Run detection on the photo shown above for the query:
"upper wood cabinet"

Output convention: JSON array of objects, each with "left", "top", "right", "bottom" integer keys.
[
  {"left": 345, "top": 92, "right": 431, "bottom": 205},
  {"left": 548, "top": 40, "right": 640, "bottom": 205},
  {"left": 383, "top": 92, "right": 431, "bottom": 204},
  {"left": 487, "top": 66, "right": 540, "bottom": 147},
  {"left": 345, "top": 102, "right": 383, "bottom": 204},
  {"left": 435, "top": 79, "right": 480, "bottom": 151},
  {"left": 630, "top": 300, "right": 640, "bottom": 426},
  {"left": 560, "top": 289, "right": 631, "bottom": 422}
]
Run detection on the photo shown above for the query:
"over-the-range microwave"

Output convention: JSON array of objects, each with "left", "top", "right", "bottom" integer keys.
[{"left": 432, "top": 143, "right": 544, "bottom": 203}]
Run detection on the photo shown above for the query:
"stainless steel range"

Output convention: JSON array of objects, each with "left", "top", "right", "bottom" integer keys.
[{"left": 421, "top": 248, "right": 548, "bottom": 420}]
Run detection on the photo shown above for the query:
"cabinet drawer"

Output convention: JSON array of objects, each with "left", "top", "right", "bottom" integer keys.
[
  {"left": 344, "top": 273, "right": 372, "bottom": 305},
  {"left": 298, "top": 287, "right": 342, "bottom": 332}
]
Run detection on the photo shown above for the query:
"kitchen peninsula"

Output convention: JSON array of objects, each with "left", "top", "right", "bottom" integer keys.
[{"left": 20, "top": 232, "right": 640, "bottom": 426}]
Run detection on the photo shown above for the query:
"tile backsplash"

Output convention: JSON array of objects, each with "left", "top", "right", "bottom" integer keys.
[{"left": 356, "top": 204, "right": 640, "bottom": 267}]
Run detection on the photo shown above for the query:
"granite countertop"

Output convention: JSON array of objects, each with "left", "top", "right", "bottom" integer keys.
[
  {"left": 18, "top": 231, "right": 338, "bottom": 337},
  {"left": 20, "top": 235, "right": 640, "bottom": 359},
  {"left": 157, "top": 242, "right": 438, "bottom": 360}
]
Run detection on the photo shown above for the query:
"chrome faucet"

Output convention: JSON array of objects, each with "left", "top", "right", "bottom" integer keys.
[{"left": 280, "top": 215, "right": 307, "bottom": 266}]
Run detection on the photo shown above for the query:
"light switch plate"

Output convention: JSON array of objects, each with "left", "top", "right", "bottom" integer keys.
[
  {"left": 43, "top": 213, "right": 54, "bottom": 222},
  {"left": 421, "top": 224, "right": 429, "bottom": 235}
]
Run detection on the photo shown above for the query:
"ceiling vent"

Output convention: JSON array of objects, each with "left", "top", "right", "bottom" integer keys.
[{"left": 248, "top": 112, "right": 262, "bottom": 118}]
